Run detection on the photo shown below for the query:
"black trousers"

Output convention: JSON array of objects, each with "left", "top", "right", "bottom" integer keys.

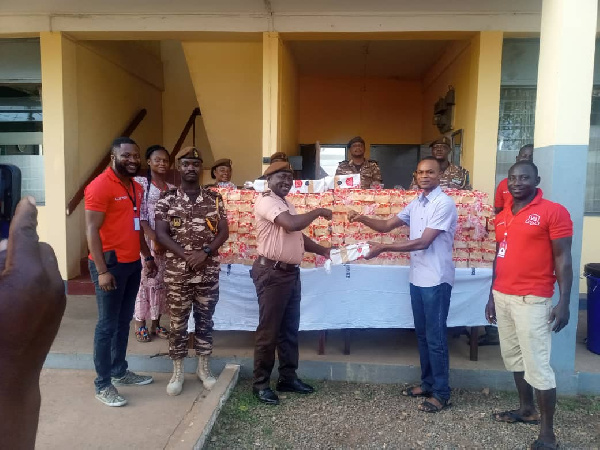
[{"left": 251, "top": 259, "right": 301, "bottom": 390}]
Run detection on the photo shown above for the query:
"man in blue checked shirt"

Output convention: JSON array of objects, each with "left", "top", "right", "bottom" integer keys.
[{"left": 347, "top": 156, "right": 457, "bottom": 413}]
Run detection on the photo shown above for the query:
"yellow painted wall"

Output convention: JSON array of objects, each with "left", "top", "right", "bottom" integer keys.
[
  {"left": 182, "top": 41, "right": 263, "bottom": 185},
  {"left": 279, "top": 39, "right": 299, "bottom": 156},
  {"left": 161, "top": 40, "right": 211, "bottom": 165},
  {"left": 40, "top": 33, "right": 163, "bottom": 278},
  {"left": 581, "top": 216, "right": 600, "bottom": 292},
  {"left": 421, "top": 40, "right": 472, "bottom": 150},
  {"left": 298, "top": 76, "right": 422, "bottom": 155}
]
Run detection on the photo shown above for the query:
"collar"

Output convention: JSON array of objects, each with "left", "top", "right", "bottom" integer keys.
[
  {"left": 419, "top": 185, "right": 442, "bottom": 204},
  {"left": 505, "top": 188, "right": 544, "bottom": 215},
  {"left": 178, "top": 185, "right": 205, "bottom": 203}
]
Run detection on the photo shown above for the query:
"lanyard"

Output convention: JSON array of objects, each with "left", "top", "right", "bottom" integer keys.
[{"left": 120, "top": 181, "right": 137, "bottom": 213}]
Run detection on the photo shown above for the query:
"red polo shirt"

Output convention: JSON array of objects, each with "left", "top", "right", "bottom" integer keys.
[
  {"left": 494, "top": 178, "right": 510, "bottom": 210},
  {"left": 493, "top": 189, "right": 572, "bottom": 298},
  {"left": 85, "top": 168, "right": 143, "bottom": 263}
]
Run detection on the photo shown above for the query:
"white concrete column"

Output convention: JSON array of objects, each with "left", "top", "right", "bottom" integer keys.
[{"left": 533, "top": 0, "right": 597, "bottom": 386}]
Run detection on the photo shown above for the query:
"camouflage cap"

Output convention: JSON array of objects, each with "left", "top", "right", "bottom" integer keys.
[
  {"left": 178, "top": 146, "right": 203, "bottom": 161},
  {"left": 263, "top": 161, "right": 293, "bottom": 177},
  {"left": 429, "top": 136, "right": 451, "bottom": 148},
  {"left": 270, "top": 152, "right": 288, "bottom": 163},
  {"left": 211, "top": 158, "right": 232, "bottom": 179}
]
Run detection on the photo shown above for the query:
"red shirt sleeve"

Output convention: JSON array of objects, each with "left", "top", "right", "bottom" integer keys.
[
  {"left": 494, "top": 178, "right": 507, "bottom": 209},
  {"left": 548, "top": 203, "right": 573, "bottom": 240},
  {"left": 84, "top": 178, "right": 110, "bottom": 213}
]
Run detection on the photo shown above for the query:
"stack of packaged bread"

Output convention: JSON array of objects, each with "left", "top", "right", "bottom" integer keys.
[{"left": 211, "top": 187, "right": 495, "bottom": 269}]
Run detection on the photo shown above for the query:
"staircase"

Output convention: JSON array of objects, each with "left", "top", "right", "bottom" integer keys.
[{"left": 66, "top": 258, "right": 95, "bottom": 295}]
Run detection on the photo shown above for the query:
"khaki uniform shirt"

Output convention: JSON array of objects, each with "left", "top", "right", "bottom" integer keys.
[
  {"left": 335, "top": 160, "right": 382, "bottom": 189},
  {"left": 155, "top": 186, "right": 226, "bottom": 284},
  {"left": 410, "top": 163, "right": 471, "bottom": 190},
  {"left": 254, "top": 192, "right": 305, "bottom": 264}
]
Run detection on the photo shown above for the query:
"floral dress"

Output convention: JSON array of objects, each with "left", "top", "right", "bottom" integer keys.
[{"left": 133, "top": 176, "right": 175, "bottom": 321}]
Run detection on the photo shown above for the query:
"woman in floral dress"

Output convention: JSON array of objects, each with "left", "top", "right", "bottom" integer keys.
[{"left": 133, "top": 145, "right": 175, "bottom": 342}]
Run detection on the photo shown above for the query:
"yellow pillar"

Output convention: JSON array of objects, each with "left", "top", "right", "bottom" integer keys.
[
  {"left": 40, "top": 32, "right": 80, "bottom": 279},
  {"left": 465, "top": 31, "right": 503, "bottom": 199},
  {"left": 262, "top": 32, "right": 280, "bottom": 170},
  {"left": 533, "top": 0, "right": 597, "bottom": 377}
]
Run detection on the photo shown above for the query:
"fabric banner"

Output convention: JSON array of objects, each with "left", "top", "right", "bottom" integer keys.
[{"left": 210, "top": 264, "right": 491, "bottom": 331}]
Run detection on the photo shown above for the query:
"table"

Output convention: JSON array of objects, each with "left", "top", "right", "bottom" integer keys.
[{"left": 211, "top": 264, "right": 492, "bottom": 360}]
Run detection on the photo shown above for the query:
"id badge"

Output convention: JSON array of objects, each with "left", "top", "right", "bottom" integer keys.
[
  {"left": 498, "top": 240, "right": 507, "bottom": 258},
  {"left": 134, "top": 217, "right": 140, "bottom": 231}
]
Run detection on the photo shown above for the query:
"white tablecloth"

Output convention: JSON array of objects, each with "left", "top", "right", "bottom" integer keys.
[{"left": 210, "top": 264, "right": 491, "bottom": 331}]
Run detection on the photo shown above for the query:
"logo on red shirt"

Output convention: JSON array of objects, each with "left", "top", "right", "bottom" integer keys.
[{"left": 525, "top": 214, "right": 541, "bottom": 226}]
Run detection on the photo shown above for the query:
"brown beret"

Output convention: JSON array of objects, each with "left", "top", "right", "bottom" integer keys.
[
  {"left": 269, "top": 152, "right": 288, "bottom": 163},
  {"left": 429, "top": 136, "right": 451, "bottom": 148},
  {"left": 178, "top": 146, "right": 203, "bottom": 161},
  {"left": 211, "top": 158, "right": 232, "bottom": 179},
  {"left": 263, "top": 161, "right": 293, "bottom": 177},
  {"left": 348, "top": 136, "right": 365, "bottom": 148}
]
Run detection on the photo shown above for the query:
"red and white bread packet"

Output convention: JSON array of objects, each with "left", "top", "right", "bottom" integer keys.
[{"left": 329, "top": 242, "right": 371, "bottom": 265}]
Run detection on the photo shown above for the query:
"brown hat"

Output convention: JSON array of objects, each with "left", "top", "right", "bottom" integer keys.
[
  {"left": 429, "top": 136, "right": 451, "bottom": 148},
  {"left": 263, "top": 161, "right": 293, "bottom": 177},
  {"left": 269, "top": 152, "right": 288, "bottom": 163},
  {"left": 178, "top": 146, "right": 203, "bottom": 161},
  {"left": 211, "top": 158, "right": 232, "bottom": 179},
  {"left": 348, "top": 136, "right": 365, "bottom": 148}
]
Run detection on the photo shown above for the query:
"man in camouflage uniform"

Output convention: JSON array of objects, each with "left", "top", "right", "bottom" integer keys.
[
  {"left": 410, "top": 137, "right": 471, "bottom": 190},
  {"left": 335, "top": 136, "right": 382, "bottom": 189},
  {"left": 155, "top": 147, "right": 229, "bottom": 396}
]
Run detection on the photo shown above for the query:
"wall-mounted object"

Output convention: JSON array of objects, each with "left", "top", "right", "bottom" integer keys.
[
  {"left": 432, "top": 86, "right": 455, "bottom": 133},
  {"left": 451, "top": 129, "right": 463, "bottom": 166}
]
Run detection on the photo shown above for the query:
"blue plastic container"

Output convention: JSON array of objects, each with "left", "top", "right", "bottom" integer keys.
[{"left": 585, "top": 263, "right": 600, "bottom": 355}]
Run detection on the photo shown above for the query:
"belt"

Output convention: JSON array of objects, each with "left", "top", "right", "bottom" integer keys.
[{"left": 257, "top": 256, "right": 300, "bottom": 272}]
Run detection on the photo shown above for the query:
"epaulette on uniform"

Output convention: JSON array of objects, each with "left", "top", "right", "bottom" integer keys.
[
  {"left": 339, "top": 160, "right": 349, "bottom": 164},
  {"left": 160, "top": 188, "right": 177, "bottom": 199}
]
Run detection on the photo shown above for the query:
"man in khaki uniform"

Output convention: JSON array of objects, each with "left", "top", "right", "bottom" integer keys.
[
  {"left": 251, "top": 161, "right": 332, "bottom": 405},
  {"left": 155, "top": 147, "right": 229, "bottom": 396},
  {"left": 335, "top": 136, "right": 382, "bottom": 189},
  {"left": 410, "top": 137, "right": 471, "bottom": 190}
]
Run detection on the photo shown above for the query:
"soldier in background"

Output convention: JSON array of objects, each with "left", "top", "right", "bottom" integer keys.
[
  {"left": 410, "top": 137, "right": 471, "bottom": 190},
  {"left": 155, "top": 147, "right": 229, "bottom": 396},
  {"left": 335, "top": 136, "right": 382, "bottom": 189}
]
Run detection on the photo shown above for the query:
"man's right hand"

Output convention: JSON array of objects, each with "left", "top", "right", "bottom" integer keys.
[
  {"left": 485, "top": 293, "right": 497, "bottom": 324},
  {"left": 347, "top": 209, "right": 361, "bottom": 223},
  {"left": 98, "top": 272, "right": 117, "bottom": 291},
  {"left": 319, "top": 208, "right": 333, "bottom": 221}
]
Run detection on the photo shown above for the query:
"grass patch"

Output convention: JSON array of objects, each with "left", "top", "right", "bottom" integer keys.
[{"left": 558, "top": 396, "right": 600, "bottom": 413}]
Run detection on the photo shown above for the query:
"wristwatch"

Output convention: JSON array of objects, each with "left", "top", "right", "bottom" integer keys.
[
  {"left": 202, "top": 246, "right": 212, "bottom": 256},
  {"left": 144, "top": 255, "right": 155, "bottom": 262}
]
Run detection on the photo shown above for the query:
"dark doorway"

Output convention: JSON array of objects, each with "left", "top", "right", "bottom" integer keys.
[{"left": 370, "top": 144, "right": 421, "bottom": 189}]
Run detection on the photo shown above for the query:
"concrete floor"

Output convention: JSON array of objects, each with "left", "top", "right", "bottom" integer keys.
[
  {"left": 37, "top": 369, "right": 204, "bottom": 450},
  {"left": 50, "top": 295, "right": 599, "bottom": 374}
]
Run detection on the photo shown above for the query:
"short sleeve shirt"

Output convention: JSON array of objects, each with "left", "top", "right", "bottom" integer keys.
[
  {"left": 397, "top": 185, "right": 457, "bottom": 287},
  {"left": 493, "top": 189, "right": 573, "bottom": 298},
  {"left": 254, "top": 192, "right": 305, "bottom": 264},
  {"left": 494, "top": 178, "right": 510, "bottom": 210},
  {"left": 335, "top": 160, "right": 382, "bottom": 189},
  {"left": 155, "top": 187, "right": 226, "bottom": 284},
  {"left": 84, "top": 168, "right": 143, "bottom": 263}
]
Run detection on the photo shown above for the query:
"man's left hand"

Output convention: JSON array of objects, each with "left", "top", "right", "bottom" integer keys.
[
  {"left": 185, "top": 250, "right": 208, "bottom": 272},
  {"left": 365, "top": 242, "right": 383, "bottom": 260},
  {"left": 548, "top": 302, "right": 570, "bottom": 333},
  {"left": 145, "top": 259, "right": 158, "bottom": 278}
]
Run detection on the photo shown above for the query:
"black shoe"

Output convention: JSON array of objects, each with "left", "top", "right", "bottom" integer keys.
[
  {"left": 478, "top": 335, "right": 500, "bottom": 346},
  {"left": 253, "top": 387, "right": 280, "bottom": 405},
  {"left": 276, "top": 378, "right": 314, "bottom": 394}
]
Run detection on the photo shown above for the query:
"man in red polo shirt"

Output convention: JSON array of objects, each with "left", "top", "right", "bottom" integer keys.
[
  {"left": 494, "top": 144, "right": 534, "bottom": 214},
  {"left": 485, "top": 161, "right": 572, "bottom": 450},
  {"left": 85, "top": 136, "right": 158, "bottom": 407}
]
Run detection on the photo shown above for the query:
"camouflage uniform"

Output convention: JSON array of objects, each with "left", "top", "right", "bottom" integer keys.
[
  {"left": 335, "top": 159, "right": 382, "bottom": 189},
  {"left": 155, "top": 186, "right": 226, "bottom": 359},
  {"left": 410, "top": 163, "right": 471, "bottom": 190}
]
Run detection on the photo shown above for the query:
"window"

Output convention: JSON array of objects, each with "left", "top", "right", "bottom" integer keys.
[
  {"left": 0, "top": 84, "right": 44, "bottom": 204},
  {"left": 319, "top": 145, "right": 346, "bottom": 177},
  {"left": 496, "top": 86, "right": 600, "bottom": 214}
]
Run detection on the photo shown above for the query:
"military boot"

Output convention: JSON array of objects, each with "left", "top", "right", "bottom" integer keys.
[
  {"left": 166, "top": 359, "right": 184, "bottom": 396},
  {"left": 196, "top": 355, "right": 217, "bottom": 390}
]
